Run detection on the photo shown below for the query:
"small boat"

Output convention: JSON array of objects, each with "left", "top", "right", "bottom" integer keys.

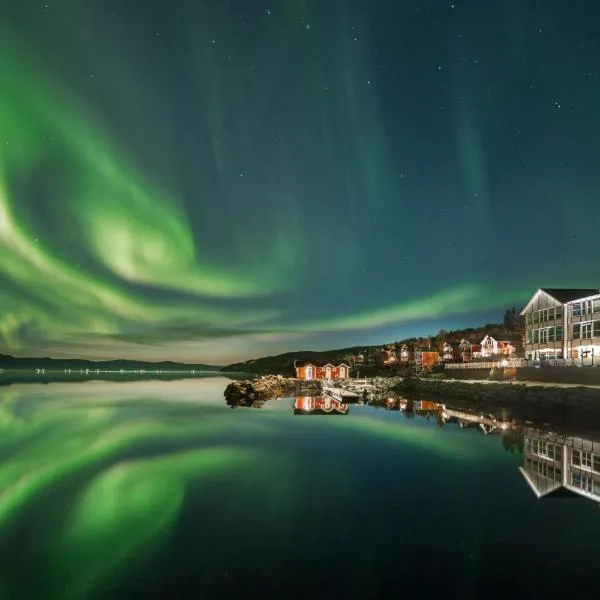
[{"left": 322, "top": 385, "right": 359, "bottom": 401}]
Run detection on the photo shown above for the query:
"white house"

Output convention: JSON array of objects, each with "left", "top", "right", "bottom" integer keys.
[{"left": 480, "top": 335, "right": 498, "bottom": 358}]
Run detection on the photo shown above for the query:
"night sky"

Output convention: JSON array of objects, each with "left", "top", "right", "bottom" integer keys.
[{"left": 1, "top": 1, "right": 599, "bottom": 364}]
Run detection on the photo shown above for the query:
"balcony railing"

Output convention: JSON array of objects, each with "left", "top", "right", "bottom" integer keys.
[{"left": 445, "top": 358, "right": 598, "bottom": 369}]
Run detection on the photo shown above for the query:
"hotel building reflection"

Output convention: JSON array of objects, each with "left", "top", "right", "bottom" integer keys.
[
  {"left": 520, "top": 428, "right": 600, "bottom": 503},
  {"left": 293, "top": 396, "right": 349, "bottom": 415}
]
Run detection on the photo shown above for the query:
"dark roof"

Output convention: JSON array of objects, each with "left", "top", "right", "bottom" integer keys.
[
  {"left": 293, "top": 408, "right": 349, "bottom": 415},
  {"left": 541, "top": 288, "right": 599, "bottom": 303},
  {"left": 295, "top": 360, "right": 350, "bottom": 368}
]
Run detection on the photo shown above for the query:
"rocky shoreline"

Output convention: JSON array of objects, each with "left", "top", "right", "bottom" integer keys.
[
  {"left": 224, "top": 375, "right": 320, "bottom": 407},
  {"left": 224, "top": 374, "right": 600, "bottom": 432},
  {"left": 392, "top": 377, "right": 600, "bottom": 434}
]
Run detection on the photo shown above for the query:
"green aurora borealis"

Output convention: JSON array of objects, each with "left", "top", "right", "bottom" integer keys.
[
  {"left": 0, "top": 378, "right": 486, "bottom": 598},
  {"left": 2, "top": 1, "right": 599, "bottom": 362}
]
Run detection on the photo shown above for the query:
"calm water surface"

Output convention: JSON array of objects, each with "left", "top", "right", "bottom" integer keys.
[{"left": 1, "top": 376, "right": 599, "bottom": 599}]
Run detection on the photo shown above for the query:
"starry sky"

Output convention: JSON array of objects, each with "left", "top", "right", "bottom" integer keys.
[{"left": 1, "top": 0, "right": 599, "bottom": 364}]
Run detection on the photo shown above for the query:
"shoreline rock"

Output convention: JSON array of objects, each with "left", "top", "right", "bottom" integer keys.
[
  {"left": 224, "top": 376, "right": 321, "bottom": 407},
  {"left": 392, "top": 377, "right": 600, "bottom": 434}
]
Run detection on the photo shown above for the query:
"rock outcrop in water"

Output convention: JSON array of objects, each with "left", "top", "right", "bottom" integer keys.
[{"left": 224, "top": 375, "right": 309, "bottom": 407}]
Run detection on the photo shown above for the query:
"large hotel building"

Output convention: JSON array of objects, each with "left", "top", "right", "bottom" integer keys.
[{"left": 521, "top": 288, "right": 600, "bottom": 362}]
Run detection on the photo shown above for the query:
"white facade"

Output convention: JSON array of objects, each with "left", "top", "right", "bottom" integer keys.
[
  {"left": 442, "top": 342, "right": 454, "bottom": 361},
  {"left": 480, "top": 335, "right": 498, "bottom": 358},
  {"left": 521, "top": 289, "right": 600, "bottom": 362},
  {"left": 520, "top": 429, "right": 600, "bottom": 504}
]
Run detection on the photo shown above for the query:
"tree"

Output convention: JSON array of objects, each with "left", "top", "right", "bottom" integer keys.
[
  {"left": 435, "top": 329, "right": 447, "bottom": 352},
  {"left": 503, "top": 306, "right": 525, "bottom": 332},
  {"left": 502, "top": 429, "right": 524, "bottom": 453}
]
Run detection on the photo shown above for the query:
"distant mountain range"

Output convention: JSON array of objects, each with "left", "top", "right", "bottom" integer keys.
[
  {"left": 1, "top": 319, "right": 522, "bottom": 376},
  {"left": 0, "top": 354, "right": 221, "bottom": 371}
]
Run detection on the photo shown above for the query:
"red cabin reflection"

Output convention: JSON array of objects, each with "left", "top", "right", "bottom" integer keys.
[{"left": 294, "top": 396, "right": 349, "bottom": 415}]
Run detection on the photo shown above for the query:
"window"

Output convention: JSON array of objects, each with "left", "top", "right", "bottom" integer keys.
[
  {"left": 526, "top": 313, "right": 532, "bottom": 325},
  {"left": 573, "top": 301, "right": 592, "bottom": 317},
  {"left": 556, "top": 326, "right": 563, "bottom": 341},
  {"left": 571, "top": 472, "right": 596, "bottom": 494},
  {"left": 539, "top": 329, "right": 548, "bottom": 343},
  {"left": 533, "top": 329, "right": 539, "bottom": 343},
  {"left": 594, "top": 299, "right": 600, "bottom": 313},
  {"left": 529, "top": 458, "right": 561, "bottom": 480},
  {"left": 593, "top": 455, "right": 600, "bottom": 474},
  {"left": 573, "top": 450, "right": 593, "bottom": 469},
  {"left": 581, "top": 322, "right": 592, "bottom": 339},
  {"left": 594, "top": 321, "right": 600, "bottom": 338},
  {"left": 527, "top": 331, "right": 532, "bottom": 344},
  {"left": 532, "top": 440, "right": 561, "bottom": 461},
  {"left": 573, "top": 324, "right": 580, "bottom": 339}
]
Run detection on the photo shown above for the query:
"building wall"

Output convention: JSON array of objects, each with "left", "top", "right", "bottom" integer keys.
[
  {"left": 295, "top": 364, "right": 350, "bottom": 380},
  {"left": 524, "top": 293, "right": 600, "bottom": 361},
  {"left": 564, "top": 296, "right": 600, "bottom": 361},
  {"left": 399, "top": 346, "right": 413, "bottom": 363},
  {"left": 295, "top": 366, "right": 310, "bottom": 380},
  {"left": 416, "top": 351, "right": 440, "bottom": 368},
  {"left": 294, "top": 396, "right": 348, "bottom": 414},
  {"left": 522, "top": 431, "right": 600, "bottom": 502},
  {"left": 480, "top": 336, "right": 498, "bottom": 358},
  {"left": 524, "top": 292, "right": 567, "bottom": 359}
]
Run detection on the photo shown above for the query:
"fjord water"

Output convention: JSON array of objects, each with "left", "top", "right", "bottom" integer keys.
[{"left": 1, "top": 377, "right": 599, "bottom": 599}]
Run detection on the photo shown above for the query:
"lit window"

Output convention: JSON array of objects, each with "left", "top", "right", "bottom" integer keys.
[{"left": 573, "top": 450, "right": 593, "bottom": 469}]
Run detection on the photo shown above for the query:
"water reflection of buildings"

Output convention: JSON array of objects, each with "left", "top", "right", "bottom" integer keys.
[
  {"left": 387, "top": 399, "right": 600, "bottom": 504},
  {"left": 293, "top": 396, "right": 349, "bottom": 415},
  {"left": 382, "top": 398, "right": 513, "bottom": 434},
  {"left": 520, "top": 428, "right": 600, "bottom": 503}
]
